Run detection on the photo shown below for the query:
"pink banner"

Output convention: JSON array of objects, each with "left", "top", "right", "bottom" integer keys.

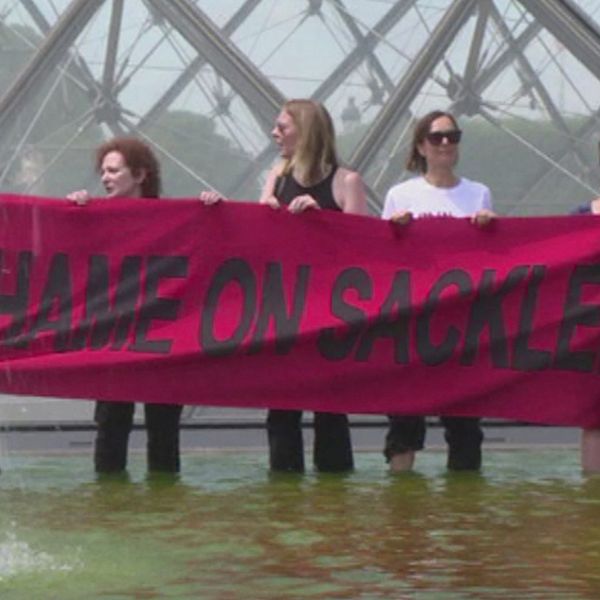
[{"left": 0, "top": 194, "right": 599, "bottom": 427}]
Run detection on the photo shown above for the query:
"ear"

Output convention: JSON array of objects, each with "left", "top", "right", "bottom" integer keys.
[
  {"left": 416, "top": 142, "right": 426, "bottom": 158},
  {"left": 133, "top": 168, "right": 147, "bottom": 185}
]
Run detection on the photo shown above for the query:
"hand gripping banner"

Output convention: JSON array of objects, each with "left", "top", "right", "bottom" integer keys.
[{"left": 0, "top": 194, "right": 600, "bottom": 427}]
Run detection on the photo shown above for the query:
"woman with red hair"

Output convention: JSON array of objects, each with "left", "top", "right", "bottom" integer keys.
[{"left": 68, "top": 137, "right": 183, "bottom": 475}]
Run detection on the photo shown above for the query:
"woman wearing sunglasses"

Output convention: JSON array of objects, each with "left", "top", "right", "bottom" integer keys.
[{"left": 381, "top": 110, "right": 494, "bottom": 473}]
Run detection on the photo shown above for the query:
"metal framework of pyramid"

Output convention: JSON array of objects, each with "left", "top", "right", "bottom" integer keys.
[{"left": 0, "top": 0, "right": 599, "bottom": 215}]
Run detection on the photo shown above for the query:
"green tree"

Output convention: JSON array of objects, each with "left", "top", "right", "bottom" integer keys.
[{"left": 146, "top": 110, "right": 260, "bottom": 200}]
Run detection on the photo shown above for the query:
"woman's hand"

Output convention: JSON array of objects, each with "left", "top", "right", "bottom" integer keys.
[
  {"left": 261, "top": 195, "right": 281, "bottom": 210},
  {"left": 199, "top": 190, "right": 224, "bottom": 204},
  {"left": 471, "top": 209, "right": 496, "bottom": 227},
  {"left": 66, "top": 190, "right": 91, "bottom": 206},
  {"left": 390, "top": 210, "right": 413, "bottom": 225},
  {"left": 287, "top": 194, "right": 320, "bottom": 213}
]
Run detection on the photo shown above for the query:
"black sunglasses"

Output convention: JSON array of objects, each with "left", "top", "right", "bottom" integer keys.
[{"left": 425, "top": 129, "right": 462, "bottom": 146}]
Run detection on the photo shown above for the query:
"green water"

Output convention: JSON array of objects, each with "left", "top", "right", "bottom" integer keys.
[{"left": 1, "top": 449, "right": 599, "bottom": 599}]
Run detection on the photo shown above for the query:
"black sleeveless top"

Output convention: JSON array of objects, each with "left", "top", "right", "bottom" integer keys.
[{"left": 274, "top": 166, "right": 340, "bottom": 212}]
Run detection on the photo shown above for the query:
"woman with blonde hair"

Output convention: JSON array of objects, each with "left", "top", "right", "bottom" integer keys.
[
  {"left": 200, "top": 99, "right": 367, "bottom": 471},
  {"left": 261, "top": 99, "right": 367, "bottom": 472}
]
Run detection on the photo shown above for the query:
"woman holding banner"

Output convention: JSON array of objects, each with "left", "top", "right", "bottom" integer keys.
[
  {"left": 572, "top": 197, "right": 600, "bottom": 473},
  {"left": 381, "top": 110, "right": 494, "bottom": 473},
  {"left": 262, "top": 99, "right": 367, "bottom": 472},
  {"left": 202, "top": 99, "right": 368, "bottom": 471},
  {"left": 67, "top": 137, "right": 183, "bottom": 475}
]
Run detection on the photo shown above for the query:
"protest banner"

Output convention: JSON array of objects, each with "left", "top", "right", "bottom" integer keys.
[{"left": 0, "top": 194, "right": 599, "bottom": 426}]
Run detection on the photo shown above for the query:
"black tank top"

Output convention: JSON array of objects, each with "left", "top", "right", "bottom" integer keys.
[{"left": 274, "top": 166, "right": 340, "bottom": 212}]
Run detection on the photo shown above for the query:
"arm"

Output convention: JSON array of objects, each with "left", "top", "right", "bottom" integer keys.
[
  {"left": 333, "top": 168, "right": 368, "bottom": 215},
  {"left": 259, "top": 165, "right": 283, "bottom": 209}
]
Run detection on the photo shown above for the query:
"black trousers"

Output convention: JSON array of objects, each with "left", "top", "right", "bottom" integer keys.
[
  {"left": 267, "top": 410, "right": 354, "bottom": 472},
  {"left": 94, "top": 401, "right": 183, "bottom": 473},
  {"left": 384, "top": 415, "right": 483, "bottom": 470}
]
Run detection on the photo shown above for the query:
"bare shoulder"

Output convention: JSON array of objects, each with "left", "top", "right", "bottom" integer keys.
[
  {"left": 335, "top": 167, "right": 363, "bottom": 185},
  {"left": 333, "top": 167, "right": 365, "bottom": 195},
  {"left": 333, "top": 166, "right": 367, "bottom": 215}
]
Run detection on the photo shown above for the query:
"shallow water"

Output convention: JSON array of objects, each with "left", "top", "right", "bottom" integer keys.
[{"left": 1, "top": 449, "right": 599, "bottom": 599}]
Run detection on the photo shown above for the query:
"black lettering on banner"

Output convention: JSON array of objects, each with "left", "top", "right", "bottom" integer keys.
[
  {"left": 317, "top": 267, "right": 371, "bottom": 361},
  {"left": 130, "top": 256, "right": 188, "bottom": 354},
  {"left": 554, "top": 264, "right": 600, "bottom": 372},
  {"left": 201, "top": 258, "right": 257, "bottom": 356},
  {"left": 460, "top": 266, "right": 529, "bottom": 368},
  {"left": 355, "top": 270, "right": 411, "bottom": 363},
  {"left": 416, "top": 269, "right": 472, "bottom": 366},
  {"left": 0, "top": 250, "right": 33, "bottom": 347},
  {"left": 71, "top": 255, "right": 143, "bottom": 350},
  {"left": 512, "top": 265, "right": 552, "bottom": 371},
  {"left": 25, "top": 252, "right": 73, "bottom": 351},
  {"left": 249, "top": 262, "right": 310, "bottom": 354}
]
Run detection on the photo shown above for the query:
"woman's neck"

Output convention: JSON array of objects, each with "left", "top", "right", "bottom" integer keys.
[
  {"left": 424, "top": 168, "right": 458, "bottom": 188},
  {"left": 292, "top": 163, "right": 332, "bottom": 187}
]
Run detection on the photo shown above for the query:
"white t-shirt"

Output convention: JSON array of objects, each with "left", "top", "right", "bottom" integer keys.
[{"left": 382, "top": 176, "right": 493, "bottom": 219}]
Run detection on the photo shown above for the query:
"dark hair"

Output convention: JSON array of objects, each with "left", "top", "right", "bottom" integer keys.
[
  {"left": 95, "top": 137, "right": 161, "bottom": 197},
  {"left": 406, "top": 110, "right": 459, "bottom": 173}
]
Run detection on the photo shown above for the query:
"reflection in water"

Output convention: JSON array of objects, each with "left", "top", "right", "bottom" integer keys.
[{"left": 1, "top": 450, "right": 599, "bottom": 599}]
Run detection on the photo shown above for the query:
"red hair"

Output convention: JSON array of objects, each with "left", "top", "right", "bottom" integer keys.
[{"left": 95, "top": 137, "right": 161, "bottom": 197}]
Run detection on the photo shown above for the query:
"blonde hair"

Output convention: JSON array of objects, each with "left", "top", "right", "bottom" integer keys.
[{"left": 281, "top": 99, "right": 338, "bottom": 185}]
